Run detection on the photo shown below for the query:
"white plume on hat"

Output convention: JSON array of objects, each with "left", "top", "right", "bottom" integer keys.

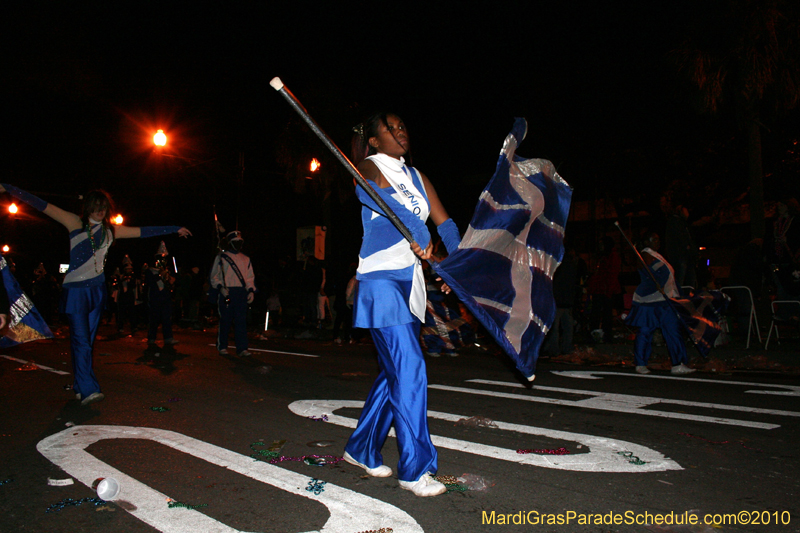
[{"left": 155, "top": 241, "right": 169, "bottom": 257}]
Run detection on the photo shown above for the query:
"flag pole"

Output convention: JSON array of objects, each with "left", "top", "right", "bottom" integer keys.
[
  {"left": 613, "top": 221, "right": 666, "bottom": 296},
  {"left": 269, "top": 77, "right": 415, "bottom": 245}
]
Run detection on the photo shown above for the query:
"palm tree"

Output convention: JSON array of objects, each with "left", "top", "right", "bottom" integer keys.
[{"left": 673, "top": 0, "right": 800, "bottom": 239}]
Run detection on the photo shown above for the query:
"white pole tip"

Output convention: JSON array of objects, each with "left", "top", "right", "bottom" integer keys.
[{"left": 269, "top": 77, "right": 284, "bottom": 91}]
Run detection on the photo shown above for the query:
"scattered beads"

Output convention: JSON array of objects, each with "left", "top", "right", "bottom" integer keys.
[
  {"left": 250, "top": 441, "right": 343, "bottom": 465},
  {"left": 306, "top": 478, "right": 327, "bottom": 495},
  {"left": 356, "top": 528, "right": 393, "bottom": 533},
  {"left": 444, "top": 483, "right": 468, "bottom": 493},
  {"left": 167, "top": 498, "right": 208, "bottom": 510},
  {"left": 0, "top": 478, "right": 12, "bottom": 485},
  {"left": 150, "top": 407, "right": 170, "bottom": 412},
  {"left": 308, "top": 415, "right": 329, "bottom": 422},
  {"left": 617, "top": 451, "right": 647, "bottom": 465},
  {"left": 46, "top": 497, "right": 106, "bottom": 513},
  {"left": 517, "top": 447, "right": 570, "bottom": 455},
  {"left": 435, "top": 475, "right": 468, "bottom": 493}
]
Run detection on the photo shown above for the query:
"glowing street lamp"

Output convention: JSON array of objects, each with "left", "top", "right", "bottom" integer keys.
[
  {"left": 153, "top": 129, "right": 167, "bottom": 147},
  {"left": 8, "top": 203, "right": 18, "bottom": 214},
  {"left": 2, "top": 245, "right": 9, "bottom": 253},
  {"left": 310, "top": 158, "right": 321, "bottom": 172},
  {"left": 113, "top": 214, "right": 124, "bottom": 225}
]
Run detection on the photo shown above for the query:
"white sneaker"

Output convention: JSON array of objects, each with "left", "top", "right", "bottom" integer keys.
[
  {"left": 635, "top": 366, "right": 651, "bottom": 374},
  {"left": 342, "top": 451, "right": 393, "bottom": 478},
  {"left": 218, "top": 349, "right": 229, "bottom": 355},
  {"left": 671, "top": 363, "right": 696, "bottom": 375},
  {"left": 399, "top": 473, "right": 447, "bottom": 497},
  {"left": 81, "top": 392, "right": 105, "bottom": 406}
]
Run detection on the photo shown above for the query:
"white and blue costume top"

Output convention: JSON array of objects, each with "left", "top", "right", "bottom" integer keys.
[
  {"left": 63, "top": 222, "right": 114, "bottom": 288},
  {"left": 355, "top": 153, "right": 431, "bottom": 323},
  {"left": 632, "top": 248, "right": 679, "bottom": 305}
]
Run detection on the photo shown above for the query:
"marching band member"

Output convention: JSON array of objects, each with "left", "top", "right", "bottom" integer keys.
[
  {"left": 343, "top": 112, "right": 461, "bottom": 497},
  {"left": 210, "top": 230, "right": 256, "bottom": 357},
  {"left": 0, "top": 184, "right": 191, "bottom": 405}
]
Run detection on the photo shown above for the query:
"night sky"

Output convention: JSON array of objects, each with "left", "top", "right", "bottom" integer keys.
[{"left": 4, "top": 3, "right": 799, "bottom": 281}]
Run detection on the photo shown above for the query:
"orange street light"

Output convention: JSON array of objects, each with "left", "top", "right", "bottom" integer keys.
[
  {"left": 2, "top": 245, "right": 9, "bottom": 253},
  {"left": 153, "top": 129, "right": 167, "bottom": 147},
  {"left": 8, "top": 203, "right": 18, "bottom": 214},
  {"left": 113, "top": 214, "right": 124, "bottom": 225},
  {"left": 310, "top": 158, "right": 321, "bottom": 172}
]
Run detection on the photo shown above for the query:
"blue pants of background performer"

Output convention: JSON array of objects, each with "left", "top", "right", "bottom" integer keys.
[
  {"left": 344, "top": 321, "right": 438, "bottom": 483},
  {"left": 217, "top": 287, "right": 248, "bottom": 353},
  {"left": 62, "top": 285, "right": 106, "bottom": 398},
  {"left": 632, "top": 303, "right": 688, "bottom": 367}
]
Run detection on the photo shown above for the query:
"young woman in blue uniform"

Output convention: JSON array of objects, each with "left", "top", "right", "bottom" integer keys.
[
  {"left": 626, "top": 232, "right": 696, "bottom": 376},
  {"left": 342, "top": 113, "right": 461, "bottom": 497},
  {"left": 0, "top": 184, "right": 191, "bottom": 405}
]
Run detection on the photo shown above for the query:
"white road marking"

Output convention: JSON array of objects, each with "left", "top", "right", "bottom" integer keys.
[
  {"left": 38, "top": 425, "right": 422, "bottom": 533},
  {"left": 552, "top": 370, "right": 800, "bottom": 396},
  {"left": 289, "top": 399, "right": 682, "bottom": 473},
  {"left": 208, "top": 345, "right": 320, "bottom": 358},
  {"left": 1, "top": 354, "right": 70, "bottom": 375},
  {"left": 429, "top": 379, "right": 795, "bottom": 430},
  {"left": 247, "top": 348, "right": 320, "bottom": 358}
]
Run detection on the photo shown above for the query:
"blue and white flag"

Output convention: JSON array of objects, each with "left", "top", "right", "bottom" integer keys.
[
  {"left": 433, "top": 118, "right": 572, "bottom": 380},
  {"left": 0, "top": 255, "right": 53, "bottom": 348},
  {"left": 670, "top": 290, "right": 729, "bottom": 357}
]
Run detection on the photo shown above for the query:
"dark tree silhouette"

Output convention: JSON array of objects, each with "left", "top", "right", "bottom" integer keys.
[{"left": 673, "top": 0, "right": 800, "bottom": 239}]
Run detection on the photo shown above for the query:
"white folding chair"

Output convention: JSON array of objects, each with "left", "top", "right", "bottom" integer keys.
[
  {"left": 719, "top": 286, "right": 762, "bottom": 349},
  {"left": 765, "top": 300, "right": 800, "bottom": 349}
]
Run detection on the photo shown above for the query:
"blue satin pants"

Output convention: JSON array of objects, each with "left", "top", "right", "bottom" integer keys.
[
  {"left": 345, "top": 321, "right": 438, "bottom": 482},
  {"left": 63, "top": 285, "right": 106, "bottom": 398},
  {"left": 633, "top": 305, "right": 688, "bottom": 367}
]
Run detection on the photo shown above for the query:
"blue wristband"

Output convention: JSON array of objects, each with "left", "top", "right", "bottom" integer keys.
[
  {"left": 2, "top": 184, "right": 48, "bottom": 212},
  {"left": 437, "top": 218, "right": 461, "bottom": 255},
  {"left": 140, "top": 226, "right": 181, "bottom": 238}
]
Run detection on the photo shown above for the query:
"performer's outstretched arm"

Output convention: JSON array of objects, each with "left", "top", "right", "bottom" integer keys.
[
  {"left": 115, "top": 226, "right": 192, "bottom": 239},
  {"left": 0, "top": 184, "right": 82, "bottom": 231}
]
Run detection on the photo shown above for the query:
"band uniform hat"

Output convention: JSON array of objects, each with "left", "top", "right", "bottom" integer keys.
[{"left": 227, "top": 230, "right": 244, "bottom": 242}]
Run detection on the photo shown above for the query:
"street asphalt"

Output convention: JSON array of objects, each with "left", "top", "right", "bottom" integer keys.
[{"left": 1, "top": 320, "right": 798, "bottom": 532}]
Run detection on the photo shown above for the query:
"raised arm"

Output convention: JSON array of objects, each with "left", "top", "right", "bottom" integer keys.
[
  {"left": 0, "top": 184, "right": 82, "bottom": 231},
  {"left": 114, "top": 226, "right": 192, "bottom": 239}
]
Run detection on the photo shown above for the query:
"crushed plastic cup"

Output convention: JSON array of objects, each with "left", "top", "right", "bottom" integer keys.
[
  {"left": 93, "top": 477, "right": 121, "bottom": 500},
  {"left": 458, "top": 473, "right": 493, "bottom": 492}
]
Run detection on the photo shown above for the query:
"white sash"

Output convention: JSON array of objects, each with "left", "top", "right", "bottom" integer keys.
[
  {"left": 362, "top": 153, "right": 430, "bottom": 321},
  {"left": 635, "top": 247, "right": 679, "bottom": 302}
]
